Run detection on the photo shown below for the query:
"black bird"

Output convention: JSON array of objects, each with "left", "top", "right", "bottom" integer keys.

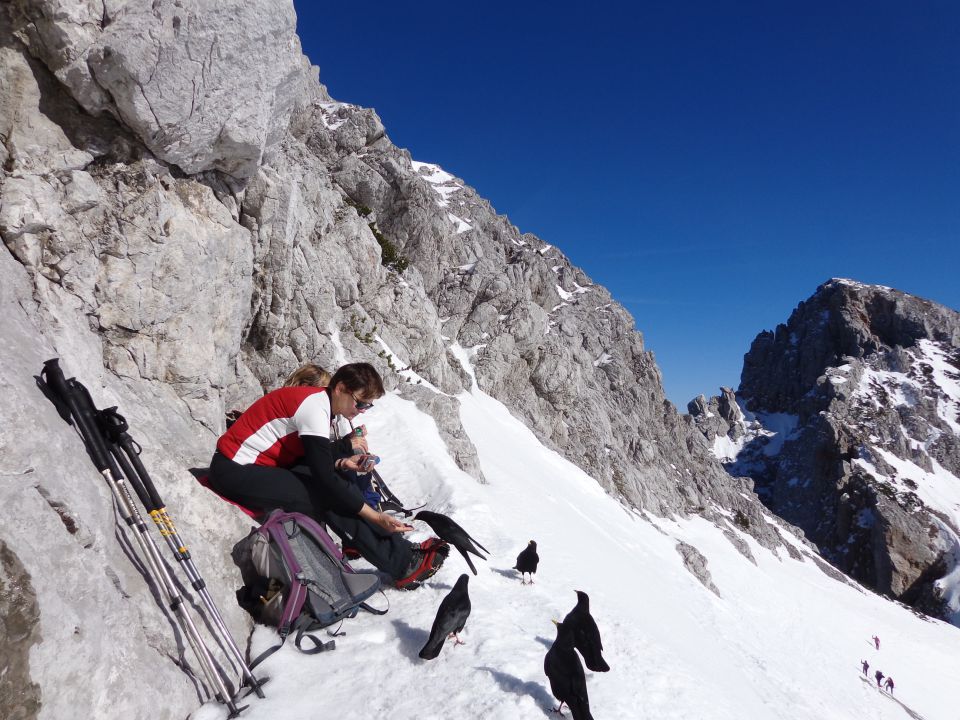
[
  {"left": 544, "top": 619, "right": 594, "bottom": 720},
  {"left": 414, "top": 510, "right": 488, "bottom": 575},
  {"left": 563, "top": 590, "right": 610, "bottom": 672},
  {"left": 513, "top": 540, "right": 539, "bottom": 584},
  {"left": 419, "top": 574, "right": 471, "bottom": 660}
]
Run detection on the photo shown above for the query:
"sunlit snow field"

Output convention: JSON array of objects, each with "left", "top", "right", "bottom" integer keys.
[{"left": 193, "top": 360, "right": 960, "bottom": 720}]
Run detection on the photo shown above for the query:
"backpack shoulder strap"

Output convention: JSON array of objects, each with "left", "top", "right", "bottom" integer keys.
[
  {"left": 359, "top": 589, "right": 390, "bottom": 616},
  {"left": 249, "top": 614, "right": 337, "bottom": 669},
  {"left": 248, "top": 637, "right": 285, "bottom": 671}
]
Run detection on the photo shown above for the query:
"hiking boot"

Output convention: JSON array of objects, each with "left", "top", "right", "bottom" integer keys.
[
  {"left": 421, "top": 536, "right": 450, "bottom": 557},
  {"left": 395, "top": 538, "right": 449, "bottom": 590},
  {"left": 343, "top": 548, "right": 362, "bottom": 561},
  {"left": 342, "top": 545, "right": 362, "bottom": 561}
]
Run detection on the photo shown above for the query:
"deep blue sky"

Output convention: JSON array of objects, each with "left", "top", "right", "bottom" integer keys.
[{"left": 292, "top": 1, "right": 960, "bottom": 407}]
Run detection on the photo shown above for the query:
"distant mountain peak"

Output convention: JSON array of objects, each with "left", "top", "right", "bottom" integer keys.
[
  {"left": 690, "top": 281, "right": 960, "bottom": 624},
  {"left": 739, "top": 279, "right": 960, "bottom": 416}
]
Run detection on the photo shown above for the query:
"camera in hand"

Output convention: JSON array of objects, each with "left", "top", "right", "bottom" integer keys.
[{"left": 355, "top": 453, "right": 380, "bottom": 472}]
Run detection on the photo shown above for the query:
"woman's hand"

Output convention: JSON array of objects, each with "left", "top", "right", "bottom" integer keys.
[
  {"left": 336, "top": 455, "right": 368, "bottom": 473},
  {"left": 375, "top": 512, "right": 413, "bottom": 533},
  {"left": 350, "top": 424, "right": 369, "bottom": 453},
  {"left": 359, "top": 504, "right": 412, "bottom": 533}
]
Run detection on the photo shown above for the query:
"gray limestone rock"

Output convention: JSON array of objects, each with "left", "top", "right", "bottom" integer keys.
[
  {"left": 676, "top": 541, "right": 721, "bottom": 596},
  {"left": 11, "top": 0, "right": 310, "bottom": 179},
  {"left": 0, "top": 539, "right": 42, "bottom": 720},
  {"left": 0, "top": 245, "right": 253, "bottom": 720},
  {"left": 704, "top": 279, "right": 960, "bottom": 622},
  {"left": 739, "top": 278, "right": 960, "bottom": 416},
  {"left": 404, "top": 386, "right": 486, "bottom": 482},
  {"left": 721, "top": 528, "right": 757, "bottom": 566},
  {"left": 687, "top": 387, "right": 747, "bottom": 448}
]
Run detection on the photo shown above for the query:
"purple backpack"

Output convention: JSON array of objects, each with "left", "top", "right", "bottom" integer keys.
[{"left": 232, "top": 510, "right": 385, "bottom": 658}]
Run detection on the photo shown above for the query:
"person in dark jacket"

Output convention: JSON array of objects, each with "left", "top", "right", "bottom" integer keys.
[
  {"left": 209, "top": 362, "right": 447, "bottom": 589},
  {"left": 874, "top": 670, "right": 885, "bottom": 688},
  {"left": 861, "top": 659, "right": 869, "bottom": 676},
  {"left": 884, "top": 676, "right": 894, "bottom": 694}
]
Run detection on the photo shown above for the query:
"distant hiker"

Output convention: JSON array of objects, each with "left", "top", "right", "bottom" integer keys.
[
  {"left": 874, "top": 670, "right": 884, "bottom": 688},
  {"left": 872, "top": 634, "right": 881, "bottom": 650},
  {"left": 861, "top": 660, "right": 869, "bottom": 676},
  {"left": 209, "top": 362, "right": 448, "bottom": 590},
  {"left": 884, "top": 676, "right": 894, "bottom": 693}
]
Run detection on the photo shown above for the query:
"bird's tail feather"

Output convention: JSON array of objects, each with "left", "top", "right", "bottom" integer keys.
[
  {"left": 570, "top": 699, "right": 594, "bottom": 720},
  {"left": 461, "top": 548, "right": 478, "bottom": 575},
  {"left": 469, "top": 535, "right": 489, "bottom": 554},
  {"left": 419, "top": 637, "right": 445, "bottom": 660}
]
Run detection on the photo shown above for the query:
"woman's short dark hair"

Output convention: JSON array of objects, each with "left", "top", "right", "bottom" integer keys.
[{"left": 329, "top": 362, "right": 385, "bottom": 399}]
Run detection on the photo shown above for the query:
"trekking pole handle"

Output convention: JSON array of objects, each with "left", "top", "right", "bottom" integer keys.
[
  {"left": 42, "top": 359, "right": 113, "bottom": 473},
  {"left": 97, "top": 406, "right": 165, "bottom": 510}
]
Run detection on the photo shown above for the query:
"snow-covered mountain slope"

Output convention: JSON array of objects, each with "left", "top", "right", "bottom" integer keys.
[
  {"left": 194, "top": 356, "right": 960, "bottom": 720},
  {"left": 690, "top": 280, "right": 960, "bottom": 625}
]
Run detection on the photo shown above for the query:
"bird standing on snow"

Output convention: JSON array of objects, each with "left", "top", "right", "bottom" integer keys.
[
  {"left": 419, "top": 574, "right": 471, "bottom": 660},
  {"left": 513, "top": 540, "right": 539, "bottom": 584},
  {"left": 544, "top": 619, "right": 594, "bottom": 720},
  {"left": 563, "top": 590, "right": 610, "bottom": 672},
  {"left": 414, "top": 510, "right": 488, "bottom": 575}
]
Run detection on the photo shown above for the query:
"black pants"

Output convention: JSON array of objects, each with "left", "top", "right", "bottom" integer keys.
[{"left": 209, "top": 452, "right": 413, "bottom": 580}]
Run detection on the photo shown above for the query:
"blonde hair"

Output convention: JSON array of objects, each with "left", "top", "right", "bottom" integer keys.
[{"left": 283, "top": 363, "right": 332, "bottom": 388}]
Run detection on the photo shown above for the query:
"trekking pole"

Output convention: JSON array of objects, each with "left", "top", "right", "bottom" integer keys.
[
  {"left": 40, "top": 359, "right": 246, "bottom": 718},
  {"left": 96, "top": 406, "right": 267, "bottom": 698}
]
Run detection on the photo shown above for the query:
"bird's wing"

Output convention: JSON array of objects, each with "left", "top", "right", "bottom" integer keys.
[
  {"left": 586, "top": 616, "right": 604, "bottom": 650},
  {"left": 573, "top": 623, "right": 609, "bottom": 672},
  {"left": 452, "top": 601, "right": 471, "bottom": 634},
  {"left": 419, "top": 612, "right": 450, "bottom": 659}
]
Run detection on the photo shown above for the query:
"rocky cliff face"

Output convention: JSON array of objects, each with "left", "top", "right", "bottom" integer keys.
[
  {"left": 1, "top": 2, "right": 795, "bottom": 718},
  {"left": 690, "top": 279, "right": 960, "bottom": 622}
]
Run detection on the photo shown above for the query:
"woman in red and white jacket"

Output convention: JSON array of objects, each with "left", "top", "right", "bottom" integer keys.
[{"left": 209, "top": 362, "right": 447, "bottom": 590}]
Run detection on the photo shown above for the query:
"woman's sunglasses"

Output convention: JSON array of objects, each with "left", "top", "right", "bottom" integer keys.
[{"left": 352, "top": 393, "right": 374, "bottom": 411}]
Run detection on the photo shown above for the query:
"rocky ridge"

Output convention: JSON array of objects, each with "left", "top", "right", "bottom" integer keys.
[
  {"left": 690, "top": 279, "right": 960, "bottom": 623},
  {"left": 3, "top": 2, "right": 800, "bottom": 718}
]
